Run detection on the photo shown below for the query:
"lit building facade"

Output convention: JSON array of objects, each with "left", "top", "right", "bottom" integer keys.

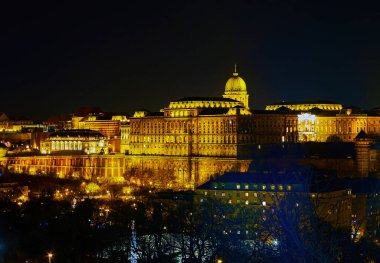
[
  {"left": 129, "top": 69, "right": 254, "bottom": 157},
  {"left": 314, "top": 109, "right": 380, "bottom": 142},
  {"left": 266, "top": 103, "right": 380, "bottom": 143},
  {"left": 1, "top": 154, "right": 251, "bottom": 188},
  {"left": 69, "top": 110, "right": 129, "bottom": 153},
  {"left": 196, "top": 169, "right": 352, "bottom": 229},
  {"left": 76, "top": 115, "right": 126, "bottom": 139},
  {"left": 40, "top": 129, "right": 107, "bottom": 155},
  {"left": 129, "top": 69, "right": 299, "bottom": 157},
  {"left": 129, "top": 98, "right": 253, "bottom": 157},
  {"left": 120, "top": 121, "right": 131, "bottom": 154},
  {"left": 0, "top": 112, "right": 34, "bottom": 132},
  {"left": 251, "top": 110, "right": 298, "bottom": 144}
]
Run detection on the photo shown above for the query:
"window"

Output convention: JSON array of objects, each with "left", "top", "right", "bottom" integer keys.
[
  {"left": 221, "top": 192, "right": 225, "bottom": 197},
  {"left": 245, "top": 184, "right": 249, "bottom": 189},
  {"left": 236, "top": 184, "right": 241, "bottom": 189},
  {"left": 286, "top": 185, "right": 292, "bottom": 191},
  {"left": 278, "top": 185, "right": 283, "bottom": 191},
  {"left": 245, "top": 200, "right": 249, "bottom": 205},
  {"left": 245, "top": 192, "right": 249, "bottom": 197},
  {"left": 262, "top": 185, "right": 266, "bottom": 190},
  {"left": 270, "top": 184, "right": 275, "bottom": 190}
]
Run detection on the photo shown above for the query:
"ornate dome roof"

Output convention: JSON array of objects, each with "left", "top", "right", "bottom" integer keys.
[{"left": 225, "top": 67, "right": 246, "bottom": 92}]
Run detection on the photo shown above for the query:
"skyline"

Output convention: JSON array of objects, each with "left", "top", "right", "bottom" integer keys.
[{"left": 2, "top": 1, "right": 380, "bottom": 120}]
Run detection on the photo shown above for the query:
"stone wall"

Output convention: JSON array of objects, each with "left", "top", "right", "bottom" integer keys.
[{"left": 0, "top": 155, "right": 251, "bottom": 189}]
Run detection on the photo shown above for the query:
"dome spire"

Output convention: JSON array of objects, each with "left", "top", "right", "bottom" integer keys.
[
  {"left": 233, "top": 64, "right": 238, "bottom": 76},
  {"left": 223, "top": 65, "right": 250, "bottom": 109}
]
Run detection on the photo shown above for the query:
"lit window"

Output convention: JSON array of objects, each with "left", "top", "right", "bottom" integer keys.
[
  {"left": 262, "top": 201, "right": 266, "bottom": 206},
  {"left": 262, "top": 185, "right": 266, "bottom": 190},
  {"left": 221, "top": 192, "right": 225, "bottom": 197},
  {"left": 254, "top": 192, "right": 258, "bottom": 197},
  {"left": 204, "top": 191, "right": 208, "bottom": 196},
  {"left": 245, "top": 184, "right": 249, "bottom": 189},
  {"left": 286, "top": 185, "right": 292, "bottom": 191},
  {"left": 245, "top": 200, "right": 249, "bottom": 205},
  {"left": 236, "top": 184, "right": 241, "bottom": 189},
  {"left": 270, "top": 184, "right": 275, "bottom": 190},
  {"left": 278, "top": 185, "right": 283, "bottom": 191},
  {"left": 228, "top": 200, "right": 232, "bottom": 204},
  {"left": 245, "top": 192, "right": 249, "bottom": 197}
]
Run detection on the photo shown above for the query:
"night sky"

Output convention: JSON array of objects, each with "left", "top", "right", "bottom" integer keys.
[{"left": 1, "top": 1, "right": 380, "bottom": 120}]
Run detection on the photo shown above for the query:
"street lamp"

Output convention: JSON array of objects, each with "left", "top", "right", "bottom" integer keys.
[{"left": 47, "top": 252, "right": 53, "bottom": 263}]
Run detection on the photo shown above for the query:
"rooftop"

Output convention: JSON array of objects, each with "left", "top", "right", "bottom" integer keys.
[
  {"left": 269, "top": 100, "right": 340, "bottom": 106},
  {"left": 175, "top": 97, "right": 238, "bottom": 102},
  {"left": 199, "top": 108, "right": 230, "bottom": 115},
  {"left": 49, "top": 129, "right": 105, "bottom": 138}
]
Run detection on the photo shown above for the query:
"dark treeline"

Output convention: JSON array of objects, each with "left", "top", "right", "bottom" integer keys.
[{"left": 1, "top": 190, "right": 380, "bottom": 263}]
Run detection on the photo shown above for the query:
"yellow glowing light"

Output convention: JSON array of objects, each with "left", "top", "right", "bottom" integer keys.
[
  {"left": 47, "top": 252, "right": 53, "bottom": 263},
  {"left": 298, "top": 113, "right": 316, "bottom": 122}
]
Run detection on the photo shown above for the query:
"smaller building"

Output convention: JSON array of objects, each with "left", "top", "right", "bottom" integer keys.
[
  {"left": 340, "top": 178, "right": 380, "bottom": 242},
  {"left": 196, "top": 166, "right": 352, "bottom": 229},
  {"left": 265, "top": 100, "right": 343, "bottom": 111},
  {"left": 0, "top": 113, "right": 34, "bottom": 132},
  {"left": 41, "top": 129, "right": 107, "bottom": 155}
]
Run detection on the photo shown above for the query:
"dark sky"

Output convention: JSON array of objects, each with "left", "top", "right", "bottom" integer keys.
[{"left": 1, "top": 0, "right": 380, "bottom": 120}]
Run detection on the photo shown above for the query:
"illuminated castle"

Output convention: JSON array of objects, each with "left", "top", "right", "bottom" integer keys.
[
  {"left": 128, "top": 66, "right": 301, "bottom": 157},
  {"left": 2, "top": 66, "right": 380, "bottom": 188}
]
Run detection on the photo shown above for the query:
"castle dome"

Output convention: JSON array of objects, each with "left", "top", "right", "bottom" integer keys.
[{"left": 225, "top": 67, "right": 246, "bottom": 92}]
